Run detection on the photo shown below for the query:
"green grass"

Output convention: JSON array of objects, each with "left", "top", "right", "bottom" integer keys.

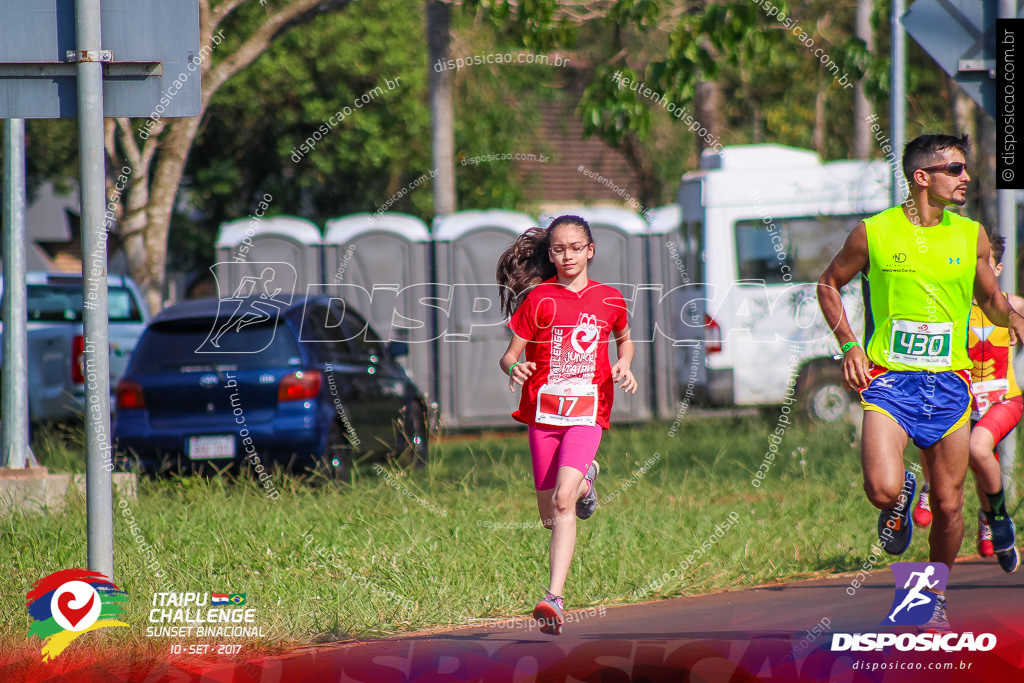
[
  {"left": 4, "top": 414, "right": 1022, "bottom": 655},
  {"left": 29, "top": 421, "right": 88, "bottom": 473}
]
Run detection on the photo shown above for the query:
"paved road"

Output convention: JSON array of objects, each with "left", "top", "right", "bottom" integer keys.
[
  {"left": 6, "top": 557, "right": 1022, "bottom": 682},
  {"left": 289, "top": 556, "right": 1021, "bottom": 682}
]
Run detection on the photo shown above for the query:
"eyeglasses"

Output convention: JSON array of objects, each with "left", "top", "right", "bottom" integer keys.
[
  {"left": 920, "top": 162, "right": 967, "bottom": 176},
  {"left": 548, "top": 242, "right": 590, "bottom": 256}
]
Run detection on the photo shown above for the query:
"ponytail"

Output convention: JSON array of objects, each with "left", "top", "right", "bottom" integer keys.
[{"left": 496, "top": 227, "right": 555, "bottom": 317}]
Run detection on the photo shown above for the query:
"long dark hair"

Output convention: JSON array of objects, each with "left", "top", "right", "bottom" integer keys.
[{"left": 496, "top": 215, "right": 594, "bottom": 317}]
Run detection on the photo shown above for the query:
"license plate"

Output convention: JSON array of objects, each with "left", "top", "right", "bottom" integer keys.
[{"left": 188, "top": 435, "right": 235, "bottom": 460}]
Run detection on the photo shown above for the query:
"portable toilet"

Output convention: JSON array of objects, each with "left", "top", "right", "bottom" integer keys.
[
  {"left": 214, "top": 216, "right": 322, "bottom": 299},
  {"left": 645, "top": 204, "right": 705, "bottom": 422},
  {"left": 322, "top": 213, "right": 433, "bottom": 393},
  {"left": 433, "top": 210, "right": 537, "bottom": 427},
  {"left": 538, "top": 208, "right": 653, "bottom": 422}
]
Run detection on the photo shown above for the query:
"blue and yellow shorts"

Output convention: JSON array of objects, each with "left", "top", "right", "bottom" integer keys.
[{"left": 859, "top": 365, "right": 971, "bottom": 449}]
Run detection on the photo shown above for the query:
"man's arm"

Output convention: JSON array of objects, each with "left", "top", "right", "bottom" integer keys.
[
  {"left": 974, "top": 227, "right": 1024, "bottom": 344},
  {"left": 817, "top": 222, "right": 871, "bottom": 390}
]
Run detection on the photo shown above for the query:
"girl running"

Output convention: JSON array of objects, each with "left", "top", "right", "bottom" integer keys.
[{"left": 496, "top": 214, "right": 637, "bottom": 635}]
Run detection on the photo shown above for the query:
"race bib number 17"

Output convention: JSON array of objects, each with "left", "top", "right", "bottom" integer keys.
[
  {"left": 536, "top": 384, "right": 598, "bottom": 427},
  {"left": 887, "top": 320, "right": 953, "bottom": 366}
]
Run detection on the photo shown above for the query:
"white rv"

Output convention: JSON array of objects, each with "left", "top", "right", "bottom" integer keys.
[{"left": 676, "top": 145, "right": 892, "bottom": 421}]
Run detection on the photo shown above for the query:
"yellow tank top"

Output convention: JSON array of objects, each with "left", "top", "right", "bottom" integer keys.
[{"left": 862, "top": 206, "right": 977, "bottom": 371}]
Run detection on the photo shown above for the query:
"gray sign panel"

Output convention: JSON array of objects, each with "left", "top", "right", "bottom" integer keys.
[
  {"left": 904, "top": 0, "right": 998, "bottom": 116},
  {"left": 0, "top": 0, "right": 200, "bottom": 118}
]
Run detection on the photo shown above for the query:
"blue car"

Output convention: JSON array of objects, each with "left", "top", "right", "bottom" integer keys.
[{"left": 112, "top": 295, "right": 427, "bottom": 475}]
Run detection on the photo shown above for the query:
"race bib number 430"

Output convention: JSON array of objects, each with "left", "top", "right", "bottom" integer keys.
[
  {"left": 887, "top": 320, "right": 953, "bottom": 366},
  {"left": 536, "top": 384, "right": 598, "bottom": 427}
]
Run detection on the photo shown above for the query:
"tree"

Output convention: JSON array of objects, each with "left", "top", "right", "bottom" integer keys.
[
  {"left": 428, "top": 1, "right": 456, "bottom": 215},
  {"left": 104, "top": 0, "right": 357, "bottom": 314},
  {"left": 179, "top": 0, "right": 550, "bottom": 267},
  {"left": 183, "top": 1, "right": 430, "bottom": 230},
  {"left": 468, "top": 0, "right": 869, "bottom": 206},
  {"left": 852, "top": 0, "right": 874, "bottom": 159},
  {"left": 19, "top": 0, "right": 985, "bottom": 286}
]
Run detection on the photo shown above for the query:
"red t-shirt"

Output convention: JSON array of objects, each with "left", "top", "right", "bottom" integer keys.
[{"left": 508, "top": 278, "right": 629, "bottom": 429}]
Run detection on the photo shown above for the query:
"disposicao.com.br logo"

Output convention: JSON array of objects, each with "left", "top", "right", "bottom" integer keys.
[
  {"left": 830, "top": 562, "right": 996, "bottom": 653},
  {"left": 26, "top": 569, "right": 130, "bottom": 662}
]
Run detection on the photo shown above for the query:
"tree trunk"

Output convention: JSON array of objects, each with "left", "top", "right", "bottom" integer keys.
[
  {"left": 814, "top": 67, "right": 826, "bottom": 156},
  {"left": 620, "top": 133, "right": 661, "bottom": 211},
  {"left": 694, "top": 79, "right": 723, "bottom": 160},
  {"left": 134, "top": 118, "right": 205, "bottom": 313},
  {"left": 852, "top": 0, "right": 873, "bottom": 158},
  {"left": 427, "top": 0, "right": 456, "bottom": 216}
]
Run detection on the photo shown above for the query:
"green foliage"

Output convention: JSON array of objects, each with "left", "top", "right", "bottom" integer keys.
[
  {"left": 460, "top": 0, "right": 577, "bottom": 51},
  {"left": 178, "top": 0, "right": 558, "bottom": 268},
  {"left": 447, "top": 14, "right": 557, "bottom": 210},
  {"left": 13, "top": 0, "right": 982, "bottom": 276},
  {"left": 22, "top": 119, "right": 79, "bottom": 200},
  {"left": 187, "top": 0, "right": 430, "bottom": 229},
  {"left": 578, "top": 66, "right": 650, "bottom": 147}
]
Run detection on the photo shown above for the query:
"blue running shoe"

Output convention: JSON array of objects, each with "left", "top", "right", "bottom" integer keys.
[
  {"left": 878, "top": 470, "right": 916, "bottom": 555},
  {"left": 576, "top": 461, "right": 599, "bottom": 520},
  {"left": 987, "top": 511, "right": 1020, "bottom": 574}
]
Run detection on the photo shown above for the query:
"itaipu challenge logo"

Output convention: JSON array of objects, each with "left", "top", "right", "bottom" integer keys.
[{"left": 26, "top": 569, "right": 130, "bottom": 661}]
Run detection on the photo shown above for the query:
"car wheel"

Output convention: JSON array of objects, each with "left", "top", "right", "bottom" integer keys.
[
  {"left": 394, "top": 400, "right": 428, "bottom": 468},
  {"left": 317, "top": 418, "right": 353, "bottom": 480},
  {"left": 798, "top": 365, "right": 856, "bottom": 423}
]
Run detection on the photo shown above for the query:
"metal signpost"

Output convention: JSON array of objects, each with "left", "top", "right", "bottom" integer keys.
[
  {"left": 2, "top": 119, "right": 28, "bottom": 470},
  {"left": 891, "top": 0, "right": 906, "bottom": 207},
  {"left": 0, "top": 0, "right": 200, "bottom": 581},
  {"left": 905, "top": 0, "right": 1020, "bottom": 498}
]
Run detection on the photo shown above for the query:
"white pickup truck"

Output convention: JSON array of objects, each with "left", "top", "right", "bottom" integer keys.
[{"left": 6, "top": 272, "right": 150, "bottom": 422}]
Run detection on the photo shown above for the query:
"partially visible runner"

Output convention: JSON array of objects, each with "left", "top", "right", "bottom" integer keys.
[
  {"left": 496, "top": 215, "right": 637, "bottom": 635},
  {"left": 817, "top": 134, "right": 1024, "bottom": 633},
  {"left": 912, "top": 233, "right": 1021, "bottom": 572}
]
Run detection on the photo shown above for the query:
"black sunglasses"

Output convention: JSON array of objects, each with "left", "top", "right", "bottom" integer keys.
[{"left": 920, "top": 162, "right": 967, "bottom": 176}]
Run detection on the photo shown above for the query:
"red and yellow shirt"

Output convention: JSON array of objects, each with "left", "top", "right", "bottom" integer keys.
[{"left": 967, "top": 301, "right": 1022, "bottom": 416}]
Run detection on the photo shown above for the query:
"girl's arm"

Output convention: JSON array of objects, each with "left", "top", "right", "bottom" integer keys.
[
  {"left": 1009, "top": 293, "right": 1024, "bottom": 319},
  {"left": 611, "top": 326, "right": 638, "bottom": 394},
  {"left": 500, "top": 334, "right": 535, "bottom": 390}
]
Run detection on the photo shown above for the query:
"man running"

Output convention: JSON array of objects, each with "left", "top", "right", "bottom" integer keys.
[{"left": 817, "top": 134, "right": 1024, "bottom": 632}]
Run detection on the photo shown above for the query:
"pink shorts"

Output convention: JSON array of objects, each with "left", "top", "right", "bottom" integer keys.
[
  {"left": 527, "top": 424, "right": 603, "bottom": 490},
  {"left": 974, "top": 395, "right": 1024, "bottom": 459}
]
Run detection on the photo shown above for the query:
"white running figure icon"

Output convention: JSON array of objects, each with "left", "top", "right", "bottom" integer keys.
[
  {"left": 887, "top": 565, "right": 939, "bottom": 622},
  {"left": 209, "top": 267, "right": 284, "bottom": 348}
]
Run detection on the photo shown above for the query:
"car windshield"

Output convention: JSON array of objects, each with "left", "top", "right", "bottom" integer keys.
[
  {"left": 131, "top": 319, "right": 302, "bottom": 371},
  {"left": 27, "top": 284, "right": 144, "bottom": 322}
]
